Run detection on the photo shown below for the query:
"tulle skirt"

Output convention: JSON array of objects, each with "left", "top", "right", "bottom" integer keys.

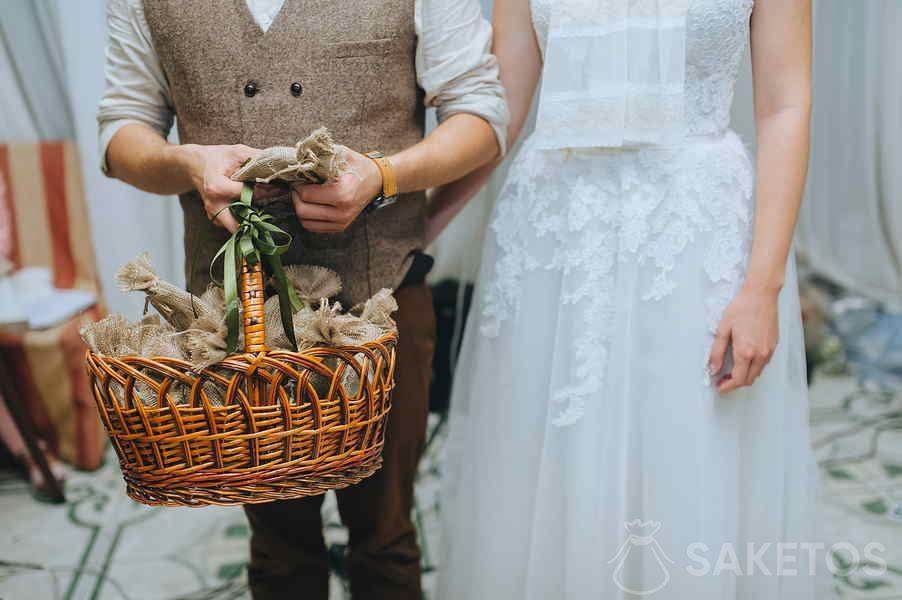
[{"left": 439, "top": 131, "right": 821, "bottom": 599}]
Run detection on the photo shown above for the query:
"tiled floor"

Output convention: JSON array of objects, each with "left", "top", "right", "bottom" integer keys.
[{"left": 1, "top": 372, "right": 900, "bottom": 600}]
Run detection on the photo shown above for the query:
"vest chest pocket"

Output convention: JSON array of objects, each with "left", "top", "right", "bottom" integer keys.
[
  {"left": 328, "top": 38, "right": 397, "bottom": 59},
  {"left": 320, "top": 36, "right": 416, "bottom": 150}
]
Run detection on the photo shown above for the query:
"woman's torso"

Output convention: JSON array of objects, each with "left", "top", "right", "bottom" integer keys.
[{"left": 529, "top": 0, "right": 755, "bottom": 139}]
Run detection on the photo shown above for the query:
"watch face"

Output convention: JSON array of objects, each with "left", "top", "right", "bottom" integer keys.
[{"left": 366, "top": 193, "right": 398, "bottom": 213}]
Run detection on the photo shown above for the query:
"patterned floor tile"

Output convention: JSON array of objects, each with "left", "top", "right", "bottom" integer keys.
[{"left": 1, "top": 377, "right": 899, "bottom": 599}]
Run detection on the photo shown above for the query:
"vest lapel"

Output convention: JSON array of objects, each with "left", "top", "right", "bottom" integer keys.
[{"left": 234, "top": 0, "right": 292, "bottom": 37}]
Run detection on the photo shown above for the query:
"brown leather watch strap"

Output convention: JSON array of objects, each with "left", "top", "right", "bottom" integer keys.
[{"left": 365, "top": 151, "right": 398, "bottom": 201}]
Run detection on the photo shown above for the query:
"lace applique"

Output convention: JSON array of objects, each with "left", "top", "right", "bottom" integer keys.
[
  {"left": 685, "top": 0, "right": 755, "bottom": 135},
  {"left": 530, "top": 0, "right": 552, "bottom": 54},
  {"left": 490, "top": 0, "right": 756, "bottom": 425},
  {"left": 481, "top": 133, "right": 754, "bottom": 427}
]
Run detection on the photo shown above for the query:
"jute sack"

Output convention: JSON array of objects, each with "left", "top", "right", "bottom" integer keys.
[
  {"left": 231, "top": 127, "right": 346, "bottom": 185},
  {"left": 117, "top": 253, "right": 218, "bottom": 331}
]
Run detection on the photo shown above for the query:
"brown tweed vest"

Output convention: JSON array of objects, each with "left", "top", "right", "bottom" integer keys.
[{"left": 143, "top": 0, "right": 427, "bottom": 305}]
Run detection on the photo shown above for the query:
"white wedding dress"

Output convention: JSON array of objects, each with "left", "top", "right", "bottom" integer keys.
[{"left": 439, "top": 1, "right": 820, "bottom": 598}]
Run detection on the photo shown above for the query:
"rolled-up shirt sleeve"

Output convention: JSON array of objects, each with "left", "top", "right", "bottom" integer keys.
[
  {"left": 415, "top": 0, "right": 510, "bottom": 155},
  {"left": 97, "top": 0, "right": 174, "bottom": 173}
]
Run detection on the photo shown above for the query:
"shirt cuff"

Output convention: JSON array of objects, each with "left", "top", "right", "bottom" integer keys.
[
  {"left": 98, "top": 117, "right": 165, "bottom": 175},
  {"left": 436, "top": 96, "right": 510, "bottom": 157}
]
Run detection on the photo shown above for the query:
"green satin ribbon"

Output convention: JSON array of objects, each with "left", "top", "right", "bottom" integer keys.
[{"left": 211, "top": 182, "right": 302, "bottom": 353}]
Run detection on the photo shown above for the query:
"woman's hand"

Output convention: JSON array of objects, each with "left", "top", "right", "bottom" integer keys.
[{"left": 708, "top": 285, "right": 781, "bottom": 393}]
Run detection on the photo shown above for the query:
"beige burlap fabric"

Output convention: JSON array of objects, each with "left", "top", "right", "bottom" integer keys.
[
  {"left": 117, "top": 253, "right": 216, "bottom": 331},
  {"left": 180, "top": 285, "right": 240, "bottom": 370},
  {"left": 300, "top": 301, "right": 385, "bottom": 348},
  {"left": 136, "top": 314, "right": 183, "bottom": 360},
  {"left": 282, "top": 264, "right": 343, "bottom": 304},
  {"left": 80, "top": 314, "right": 142, "bottom": 357},
  {"left": 358, "top": 288, "right": 399, "bottom": 330},
  {"left": 80, "top": 313, "right": 186, "bottom": 407},
  {"left": 231, "top": 128, "right": 347, "bottom": 184},
  {"left": 263, "top": 296, "right": 396, "bottom": 352},
  {"left": 86, "top": 254, "right": 397, "bottom": 399}
]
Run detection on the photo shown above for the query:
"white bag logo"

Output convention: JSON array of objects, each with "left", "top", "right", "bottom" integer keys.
[{"left": 608, "top": 520, "right": 674, "bottom": 595}]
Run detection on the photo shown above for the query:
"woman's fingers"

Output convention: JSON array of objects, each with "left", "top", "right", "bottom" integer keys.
[
  {"left": 717, "top": 343, "right": 774, "bottom": 392},
  {"left": 717, "top": 355, "right": 750, "bottom": 393},
  {"left": 747, "top": 356, "right": 768, "bottom": 384},
  {"left": 708, "top": 325, "right": 731, "bottom": 375}
]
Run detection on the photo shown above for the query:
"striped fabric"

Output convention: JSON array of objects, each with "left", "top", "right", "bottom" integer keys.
[{"left": 0, "top": 141, "right": 106, "bottom": 470}]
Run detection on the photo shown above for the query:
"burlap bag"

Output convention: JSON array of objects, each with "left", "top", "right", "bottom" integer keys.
[
  {"left": 357, "top": 288, "right": 399, "bottom": 330},
  {"left": 300, "top": 301, "right": 385, "bottom": 347},
  {"left": 231, "top": 127, "right": 346, "bottom": 185},
  {"left": 301, "top": 300, "right": 393, "bottom": 396},
  {"left": 135, "top": 314, "right": 183, "bottom": 360},
  {"left": 264, "top": 265, "right": 343, "bottom": 350},
  {"left": 80, "top": 314, "right": 142, "bottom": 357},
  {"left": 281, "top": 264, "right": 343, "bottom": 305},
  {"left": 80, "top": 314, "right": 187, "bottom": 407},
  {"left": 117, "top": 253, "right": 217, "bottom": 331},
  {"left": 90, "top": 253, "right": 396, "bottom": 400},
  {"left": 263, "top": 291, "right": 398, "bottom": 396},
  {"left": 180, "top": 285, "right": 242, "bottom": 371}
]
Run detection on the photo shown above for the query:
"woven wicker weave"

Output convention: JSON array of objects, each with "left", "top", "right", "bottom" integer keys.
[{"left": 86, "top": 261, "right": 396, "bottom": 506}]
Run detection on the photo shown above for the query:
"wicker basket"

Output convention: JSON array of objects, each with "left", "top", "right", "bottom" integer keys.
[{"left": 86, "top": 261, "right": 396, "bottom": 507}]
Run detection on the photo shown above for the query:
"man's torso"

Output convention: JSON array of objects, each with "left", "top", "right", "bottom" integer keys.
[{"left": 143, "top": 0, "right": 428, "bottom": 303}]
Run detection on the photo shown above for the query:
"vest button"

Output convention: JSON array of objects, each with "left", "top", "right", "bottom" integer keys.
[
  {"left": 243, "top": 81, "right": 258, "bottom": 97},
  {"left": 290, "top": 82, "right": 303, "bottom": 97}
]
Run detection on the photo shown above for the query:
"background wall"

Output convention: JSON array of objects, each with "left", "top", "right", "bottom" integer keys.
[
  {"left": 797, "top": 0, "right": 902, "bottom": 310},
  {"left": 56, "top": 0, "right": 184, "bottom": 316}
]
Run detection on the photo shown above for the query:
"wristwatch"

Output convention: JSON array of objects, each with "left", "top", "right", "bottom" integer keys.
[{"left": 364, "top": 151, "right": 399, "bottom": 212}]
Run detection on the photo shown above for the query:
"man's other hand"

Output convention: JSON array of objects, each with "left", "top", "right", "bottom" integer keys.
[
  {"left": 183, "top": 144, "right": 261, "bottom": 232},
  {"left": 291, "top": 147, "right": 383, "bottom": 233}
]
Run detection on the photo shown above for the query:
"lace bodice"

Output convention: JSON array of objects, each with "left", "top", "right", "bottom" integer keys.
[
  {"left": 530, "top": 0, "right": 754, "bottom": 137},
  {"left": 480, "top": 0, "right": 759, "bottom": 426}
]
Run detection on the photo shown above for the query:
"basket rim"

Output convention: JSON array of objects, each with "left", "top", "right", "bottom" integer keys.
[{"left": 84, "top": 330, "right": 398, "bottom": 370}]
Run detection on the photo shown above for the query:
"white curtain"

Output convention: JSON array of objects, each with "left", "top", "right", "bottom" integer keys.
[
  {"left": 0, "top": 0, "right": 73, "bottom": 140},
  {"left": 55, "top": 0, "right": 184, "bottom": 317},
  {"left": 796, "top": 0, "right": 902, "bottom": 311},
  {"left": 0, "top": 0, "right": 184, "bottom": 317}
]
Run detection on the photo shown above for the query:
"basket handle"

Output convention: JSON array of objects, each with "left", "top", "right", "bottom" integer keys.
[
  {"left": 240, "top": 259, "right": 267, "bottom": 353},
  {"left": 212, "top": 182, "right": 301, "bottom": 354}
]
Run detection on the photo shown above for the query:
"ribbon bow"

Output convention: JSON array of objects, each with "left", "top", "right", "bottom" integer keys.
[{"left": 211, "top": 183, "right": 302, "bottom": 352}]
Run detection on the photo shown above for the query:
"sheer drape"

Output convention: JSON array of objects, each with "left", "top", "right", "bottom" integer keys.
[
  {"left": 796, "top": 0, "right": 902, "bottom": 310},
  {"left": 0, "top": 0, "right": 73, "bottom": 140}
]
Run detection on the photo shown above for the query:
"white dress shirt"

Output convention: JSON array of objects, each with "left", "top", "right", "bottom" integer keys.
[{"left": 97, "top": 0, "right": 509, "bottom": 170}]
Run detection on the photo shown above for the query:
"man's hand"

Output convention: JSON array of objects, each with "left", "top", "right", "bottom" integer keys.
[
  {"left": 291, "top": 147, "right": 382, "bottom": 233},
  {"left": 181, "top": 144, "right": 261, "bottom": 232}
]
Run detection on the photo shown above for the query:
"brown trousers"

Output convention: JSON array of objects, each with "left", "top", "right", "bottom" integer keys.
[{"left": 244, "top": 285, "right": 436, "bottom": 600}]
